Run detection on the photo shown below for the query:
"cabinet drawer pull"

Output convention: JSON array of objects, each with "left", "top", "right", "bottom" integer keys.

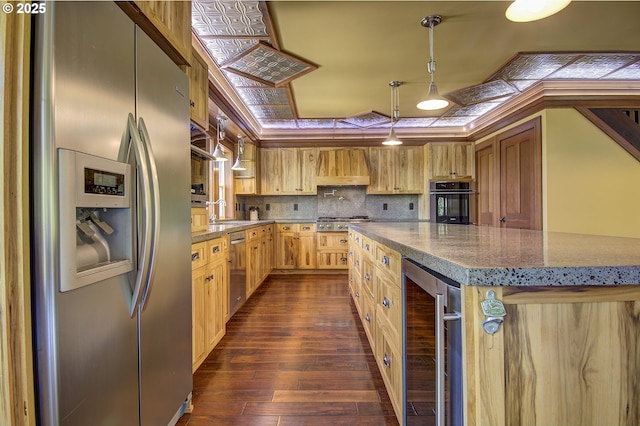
[
  {"left": 382, "top": 297, "right": 390, "bottom": 308},
  {"left": 365, "top": 244, "right": 370, "bottom": 251},
  {"left": 340, "top": 257, "right": 348, "bottom": 262},
  {"left": 355, "top": 260, "right": 360, "bottom": 267},
  {"left": 302, "top": 226, "right": 311, "bottom": 231},
  {"left": 364, "top": 274, "right": 371, "bottom": 281},
  {"left": 355, "top": 291, "right": 360, "bottom": 298},
  {"left": 383, "top": 353, "right": 391, "bottom": 368},
  {"left": 365, "top": 313, "right": 371, "bottom": 322},
  {"left": 381, "top": 255, "right": 390, "bottom": 265},
  {"left": 340, "top": 239, "right": 347, "bottom": 244},
  {"left": 282, "top": 226, "right": 290, "bottom": 230},
  {"left": 192, "top": 253, "right": 200, "bottom": 262},
  {"left": 212, "top": 246, "right": 220, "bottom": 253},
  {"left": 355, "top": 237, "right": 360, "bottom": 243}
]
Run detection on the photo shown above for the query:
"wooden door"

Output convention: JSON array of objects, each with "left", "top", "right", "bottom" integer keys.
[
  {"left": 475, "top": 117, "right": 541, "bottom": 230},
  {"left": 367, "top": 147, "right": 396, "bottom": 193},
  {"left": 475, "top": 142, "right": 498, "bottom": 226},
  {"left": 205, "top": 261, "right": 225, "bottom": 352},
  {"left": 276, "top": 232, "right": 296, "bottom": 269},
  {"left": 297, "top": 233, "right": 317, "bottom": 269},
  {"left": 499, "top": 119, "right": 542, "bottom": 230},
  {"left": 192, "top": 266, "right": 206, "bottom": 370},
  {"left": 452, "top": 143, "right": 475, "bottom": 178},
  {"left": 279, "top": 148, "right": 299, "bottom": 193},
  {"left": 429, "top": 143, "right": 453, "bottom": 179}
]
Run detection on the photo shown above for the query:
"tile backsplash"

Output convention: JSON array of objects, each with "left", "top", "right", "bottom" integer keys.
[{"left": 236, "top": 186, "right": 419, "bottom": 221}]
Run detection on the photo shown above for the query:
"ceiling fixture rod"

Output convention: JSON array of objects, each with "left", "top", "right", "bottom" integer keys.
[
  {"left": 212, "top": 115, "right": 228, "bottom": 161},
  {"left": 506, "top": 0, "right": 571, "bottom": 22},
  {"left": 231, "top": 135, "right": 247, "bottom": 171},
  {"left": 383, "top": 80, "right": 403, "bottom": 146},
  {"left": 417, "top": 15, "right": 449, "bottom": 111}
]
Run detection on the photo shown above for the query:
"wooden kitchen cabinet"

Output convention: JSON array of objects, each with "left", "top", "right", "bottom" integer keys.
[
  {"left": 191, "top": 236, "right": 229, "bottom": 372},
  {"left": 316, "top": 232, "right": 349, "bottom": 269},
  {"left": 463, "top": 284, "right": 640, "bottom": 425},
  {"left": 367, "top": 146, "right": 423, "bottom": 194},
  {"left": 191, "top": 207, "right": 208, "bottom": 233},
  {"left": 260, "top": 148, "right": 317, "bottom": 195},
  {"left": 348, "top": 230, "right": 403, "bottom": 423},
  {"left": 428, "top": 142, "right": 475, "bottom": 180},
  {"left": 233, "top": 143, "right": 258, "bottom": 195},
  {"left": 275, "top": 223, "right": 316, "bottom": 269},
  {"left": 187, "top": 47, "right": 208, "bottom": 129},
  {"left": 119, "top": 1, "right": 191, "bottom": 65},
  {"left": 246, "top": 225, "right": 273, "bottom": 297}
]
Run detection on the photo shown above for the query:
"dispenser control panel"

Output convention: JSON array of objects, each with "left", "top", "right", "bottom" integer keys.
[{"left": 84, "top": 167, "right": 126, "bottom": 196}]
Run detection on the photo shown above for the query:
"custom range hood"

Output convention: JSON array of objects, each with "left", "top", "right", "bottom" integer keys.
[{"left": 316, "top": 148, "right": 370, "bottom": 186}]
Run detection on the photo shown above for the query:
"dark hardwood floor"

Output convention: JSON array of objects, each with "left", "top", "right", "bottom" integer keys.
[{"left": 177, "top": 274, "right": 400, "bottom": 425}]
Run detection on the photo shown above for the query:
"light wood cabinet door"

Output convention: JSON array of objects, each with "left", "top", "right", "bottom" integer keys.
[
  {"left": 234, "top": 143, "right": 258, "bottom": 195},
  {"left": 429, "top": 142, "right": 474, "bottom": 180},
  {"left": 463, "top": 285, "right": 640, "bottom": 426},
  {"left": 192, "top": 265, "right": 206, "bottom": 371},
  {"left": 121, "top": 1, "right": 191, "bottom": 65},
  {"left": 260, "top": 148, "right": 317, "bottom": 195},
  {"left": 297, "top": 233, "right": 317, "bottom": 269},
  {"left": 367, "top": 146, "right": 423, "bottom": 194},
  {"left": 317, "top": 232, "right": 349, "bottom": 269},
  {"left": 276, "top": 231, "right": 296, "bottom": 269},
  {"left": 205, "top": 260, "right": 226, "bottom": 352},
  {"left": 187, "top": 48, "right": 208, "bottom": 129}
]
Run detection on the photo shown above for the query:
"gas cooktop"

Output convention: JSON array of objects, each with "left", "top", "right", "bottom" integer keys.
[{"left": 316, "top": 216, "right": 371, "bottom": 231}]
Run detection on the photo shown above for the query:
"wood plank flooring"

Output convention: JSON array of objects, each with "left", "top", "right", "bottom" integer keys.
[{"left": 177, "top": 274, "right": 400, "bottom": 425}]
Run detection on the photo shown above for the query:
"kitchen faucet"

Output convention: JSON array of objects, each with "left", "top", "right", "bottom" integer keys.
[{"left": 206, "top": 199, "right": 226, "bottom": 223}]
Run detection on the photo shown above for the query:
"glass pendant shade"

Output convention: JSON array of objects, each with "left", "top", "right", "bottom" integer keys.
[
  {"left": 417, "top": 81, "right": 449, "bottom": 111},
  {"left": 506, "top": 0, "right": 571, "bottom": 22},
  {"left": 382, "top": 128, "right": 402, "bottom": 146}
]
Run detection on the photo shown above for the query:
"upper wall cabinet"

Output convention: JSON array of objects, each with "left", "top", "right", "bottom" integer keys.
[
  {"left": 428, "top": 142, "right": 475, "bottom": 180},
  {"left": 261, "top": 148, "right": 318, "bottom": 195},
  {"left": 119, "top": 1, "right": 192, "bottom": 66},
  {"left": 367, "top": 146, "right": 424, "bottom": 194},
  {"left": 234, "top": 143, "right": 258, "bottom": 195},
  {"left": 187, "top": 48, "right": 209, "bottom": 129}
]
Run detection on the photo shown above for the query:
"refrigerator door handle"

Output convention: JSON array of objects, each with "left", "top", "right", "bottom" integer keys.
[
  {"left": 120, "top": 113, "right": 153, "bottom": 317},
  {"left": 137, "top": 117, "right": 161, "bottom": 311}
]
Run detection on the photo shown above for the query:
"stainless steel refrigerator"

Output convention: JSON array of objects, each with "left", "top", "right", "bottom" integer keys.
[{"left": 31, "top": 2, "right": 192, "bottom": 425}]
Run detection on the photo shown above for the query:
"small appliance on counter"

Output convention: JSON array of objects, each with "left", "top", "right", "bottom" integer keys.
[{"left": 249, "top": 206, "right": 259, "bottom": 221}]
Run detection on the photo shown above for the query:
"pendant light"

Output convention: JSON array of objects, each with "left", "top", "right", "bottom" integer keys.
[
  {"left": 212, "top": 115, "right": 228, "bottom": 161},
  {"left": 506, "top": 0, "right": 571, "bottom": 22},
  {"left": 416, "top": 15, "right": 449, "bottom": 111},
  {"left": 231, "top": 135, "right": 246, "bottom": 171},
  {"left": 382, "top": 81, "right": 403, "bottom": 146}
]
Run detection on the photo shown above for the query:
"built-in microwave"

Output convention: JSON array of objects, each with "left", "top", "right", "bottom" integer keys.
[{"left": 429, "top": 181, "right": 474, "bottom": 224}]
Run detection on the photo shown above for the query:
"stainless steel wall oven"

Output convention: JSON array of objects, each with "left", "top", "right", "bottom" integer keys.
[
  {"left": 402, "top": 258, "right": 463, "bottom": 426},
  {"left": 429, "top": 181, "right": 474, "bottom": 224}
]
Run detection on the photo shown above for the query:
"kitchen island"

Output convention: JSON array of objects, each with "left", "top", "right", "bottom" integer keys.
[{"left": 348, "top": 222, "right": 640, "bottom": 426}]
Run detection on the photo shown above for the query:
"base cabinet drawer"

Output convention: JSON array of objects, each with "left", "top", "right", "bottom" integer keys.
[
  {"left": 375, "top": 274, "right": 402, "bottom": 337},
  {"left": 361, "top": 288, "right": 376, "bottom": 348}
]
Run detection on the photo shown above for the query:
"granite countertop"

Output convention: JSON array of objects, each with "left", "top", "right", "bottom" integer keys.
[
  {"left": 191, "top": 220, "right": 275, "bottom": 244},
  {"left": 349, "top": 222, "right": 640, "bottom": 287}
]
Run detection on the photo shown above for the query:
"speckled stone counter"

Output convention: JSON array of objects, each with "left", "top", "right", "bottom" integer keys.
[
  {"left": 348, "top": 222, "right": 640, "bottom": 286},
  {"left": 191, "top": 220, "right": 275, "bottom": 244}
]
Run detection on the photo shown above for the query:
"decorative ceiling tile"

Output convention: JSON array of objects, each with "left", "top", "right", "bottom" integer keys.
[
  {"left": 248, "top": 104, "right": 295, "bottom": 120},
  {"left": 224, "top": 71, "right": 269, "bottom": 88},
  {"left": 602, "top": 60, "right": 640, "bottom": 79},
  {"left": 201, "top": 38, "right": 260, "bottom": 64},
  {"left": 192, "top": 0, "right": 267, "bottom": 37},
  {"left": 394, "top": 117, "right": 438, "bottom": 128},
  {"left": 340, "top": 111, "right": 389, "bottom": 128},
  {"left": 444, "top": 101, "right": 503, "bottom": 118},
  {"left": 296, "top": 119, "right": 337, "bottom": 129},
  {"left": 430, "top": 116, "right": 477, "bottom": 127},
  {"left": 509, "top": 79, "right": 539, "bottom": 92},
  {"left": 497, "top": 53, "right": 578, "bottom": 81},
  {"left": 548, "top": 54, "right": 640, "bottom": 79},
  {"left": 446, "top": 79, "right": 517, "bottom": 106},
  {"left": 222, "top": 41, "right": 317, "bottom": 87},
  {"left": 261, "top": 120, "right": 300, "bottom": 129},
  {"left": 237, "top": 87, "right": 289, "bottom": 105}
]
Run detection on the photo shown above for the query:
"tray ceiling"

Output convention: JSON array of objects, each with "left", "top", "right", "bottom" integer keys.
[{"left": 191, "top": 1, "right": 640, "bottom": 141}]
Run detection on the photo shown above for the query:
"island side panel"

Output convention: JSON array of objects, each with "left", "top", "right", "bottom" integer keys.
[{"left": 463, "top": 285, "right": 640, "bottom": 426}]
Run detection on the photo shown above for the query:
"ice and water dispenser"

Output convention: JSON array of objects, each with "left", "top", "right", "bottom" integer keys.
[{"left": 58, "top": 149, "right": 134, "bottom": 292}]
